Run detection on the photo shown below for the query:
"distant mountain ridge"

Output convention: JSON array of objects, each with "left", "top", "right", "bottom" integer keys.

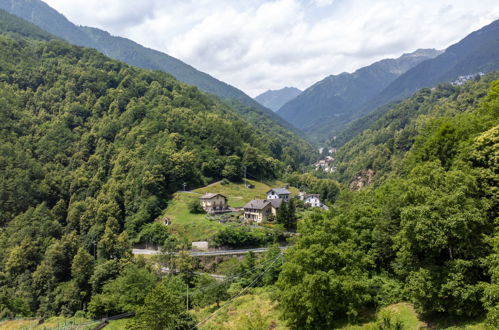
[
  {"left": 255, "top": 87, "right": 302, "bottom": 112},
  {"left": 0, "top": 0, "right": 293, "bottom": 130},
  {"left": 277, "top": 49, "right": 442, "bottom": 141},
  {"left": 361, "top": 19, "right": 499, "bottom": 116},
  {"left": 333, "top": 18, "right": 499, "bottom": 147}
]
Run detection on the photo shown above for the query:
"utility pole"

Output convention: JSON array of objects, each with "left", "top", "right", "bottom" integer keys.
[
  {"left": 183, "top": 182, "right": 187, "bottom": 191},
  {"left": 186, "top": 286, "right": 189, "bottom": 312},
  {"left": 243, "top": 166, "right": 247, "bottom": 188},
  {"left": 92, "top": 240, "right": 96, "bottom": 263}
]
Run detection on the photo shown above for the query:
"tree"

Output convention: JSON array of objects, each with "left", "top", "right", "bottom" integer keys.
[
  {"left": 87, "top": 265, "right": 158, "bottom": 318},
  {"left": 192, "top": 274, "right": 229, "bottom": 308},
  {"left": 286, "top": 199, "right": 297, "bottom": 231},
  {"left": 222, "top": 155, "right": 242, "bottom": 181},
  {"left": 71, "top": 247, "right": 94, "bottom": 295},
  {"left": 131, "top": 277, "right": 196, "bottom": 330},
  {"left": 188, "top": 199, "right": 205, "bottom": 214},
  {"left": 276, "top": 201, "right": 288, "bottom": 226}
]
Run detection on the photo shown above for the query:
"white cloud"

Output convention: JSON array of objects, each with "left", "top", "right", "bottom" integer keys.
[{"left": 44, "top": 0, "right": 499, "bottom": 96}]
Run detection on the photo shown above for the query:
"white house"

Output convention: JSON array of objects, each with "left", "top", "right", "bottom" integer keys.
[
  {"left": 304, "top": 194, "right": 321, "bottom": 207},
  {"left": 266, "top": 188, "right": 290, "bottom": 202}
]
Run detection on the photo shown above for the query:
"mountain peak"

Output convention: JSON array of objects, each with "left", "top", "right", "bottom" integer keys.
[{"left": 255, "top": 87, "right": 302, "bottom": 112}]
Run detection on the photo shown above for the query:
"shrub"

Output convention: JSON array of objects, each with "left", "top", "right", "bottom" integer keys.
[{"left": 188, "top": 200, "right": 205, "bottom": 214}]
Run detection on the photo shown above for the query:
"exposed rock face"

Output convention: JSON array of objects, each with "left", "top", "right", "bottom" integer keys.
[{"left": 349, "top": 169, "right": 375, "bottom": 191}]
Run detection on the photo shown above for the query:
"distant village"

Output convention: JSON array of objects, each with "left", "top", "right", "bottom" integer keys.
[
  {"left": 315, "top": 146, "right": 337, "bottom": 173},
  {"left": 198, "top": 187, "right": 328, "bottom": 224}
]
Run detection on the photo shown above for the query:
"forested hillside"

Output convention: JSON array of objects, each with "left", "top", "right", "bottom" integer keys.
[
  {"left": 277, "top": 77, "right": 499, "bottom": 328},
  {"left": 0, "top": 0, "right": 296, "bottom": 133},
  {"left": 332, "top": 18, "right": 499, "bottom": 148},
  {"left": 334, "top": 73, "right": 499, "bottom": 184},
  {"left": 277, "top": 49, "right": 441, "bottom": 141},
  {"left": 0, "top": 22, "right": 313, "bottom": 317}
]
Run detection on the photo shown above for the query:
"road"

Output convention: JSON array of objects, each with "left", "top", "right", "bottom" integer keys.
[{"left": 132, "top": 246, "right": 288, "bottom": 257}]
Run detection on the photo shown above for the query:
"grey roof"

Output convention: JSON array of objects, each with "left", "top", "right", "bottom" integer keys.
[
  {"left": 267, "top": 188, "right": 290, "bottom": 195},
  {"left": 244, "top": 198, "right": 283, "bottom": 210},
  {"left": 243, "top": 199, "right": 270, "bottom": 210},
  {"left": 199, "top": 193, "right": 226, "bottom": 199},
  {"left": 269, "top": 198, "right": 283, "bottom": 209},
  {"left": 304, "top": 194, "right": 320, "bottom": 199}
]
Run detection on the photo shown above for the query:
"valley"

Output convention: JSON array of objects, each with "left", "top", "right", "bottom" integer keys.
[{"left": 0, "top": 2, "right": 498, "bottom": 330}]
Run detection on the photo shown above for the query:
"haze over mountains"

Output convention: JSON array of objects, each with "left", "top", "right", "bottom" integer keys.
[{"left": 255, "top": 87, "right": 302, "bottom": 112}]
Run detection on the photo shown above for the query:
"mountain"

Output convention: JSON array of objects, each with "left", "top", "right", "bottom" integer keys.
[
  {"left": 277, "top": 49, "right": 441, "bottom": 141},
  {"left": 0, "top": 0, "right": 293, "bottom": 130},
  {"left": 255, "top": 87, "right": 302, "bottom": 112},
  {"left": 0, "top": 8, "right": 53, "bottom": 41},
  {"left": 331, "top": 19, "right": 499, "bottom": 148},
  {"left": 333, "top": 72, "right": 499, "bottom": 184},
  {"left": 361, "top": 19, "right": 499, "bottom": 117}
]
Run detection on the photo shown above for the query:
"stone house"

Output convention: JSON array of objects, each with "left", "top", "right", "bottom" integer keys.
[
  {"left": 199, "top": 193, "right": 228, "bottom": 213},
  {"left": 243, "top": 199, "right": 282, "bottom": 223}
]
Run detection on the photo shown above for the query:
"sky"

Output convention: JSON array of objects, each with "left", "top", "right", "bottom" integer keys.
[{"left": 44, "top": 0, "right": 499, "bottom": 97}]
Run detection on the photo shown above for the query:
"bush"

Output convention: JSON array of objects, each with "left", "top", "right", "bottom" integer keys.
[
  {"left": 188, "top": 200, "right": 205, "bottom": 214},
  {"left": 213, "top": 226, "right": 275, "bottom": 248},
  {"left": 135, "top": 222, "right": 171, "bottom": 246}
]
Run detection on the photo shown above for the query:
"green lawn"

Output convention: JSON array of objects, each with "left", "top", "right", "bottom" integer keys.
[
  {"left": 163, "top": 179, "right": 298, "bottom": 242},
  {"left": 194, "top": 179, "right": 298, "bottom": 208}
]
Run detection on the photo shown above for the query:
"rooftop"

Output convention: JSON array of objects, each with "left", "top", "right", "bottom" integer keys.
[
  {"left": 267, "top": 188, "right": 290, "bottom": 195},
  {"left": 243, "top": 199, "right": 270, "bottom": 210},
  {"left": 199, "top": 193, "right": 226, "bottom": 199},
  {"left": 244, "top": 198, "right": 283, "bottom": 210}
]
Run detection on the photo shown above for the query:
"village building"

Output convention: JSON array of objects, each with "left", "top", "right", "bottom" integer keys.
[
  {"left": 299, "top": 191, "right": 325, "bottom": 209},
  {"left": 199, "top": 193, "right": 228, "bottom": 213},
  {"left": 243, "top": 199, "right": 282, "bottom": 223},
  {"left": 266, "top": 188, "right": 291, "bottom": 202},
  {"left": 315, "top": 158, "right": 335, "bottom": 173}
]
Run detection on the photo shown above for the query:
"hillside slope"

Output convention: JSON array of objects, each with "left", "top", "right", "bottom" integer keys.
[
  {"left": 334, "top": 72, "right": 499, "bottom": 184},
  {"left": 277, "top": 49, "right": 441, "bottom": 141},
  {"left": 0, "top": 0, "right": 297, "bottom": 132},
  {"left": 334, "top": 18, "right": 499, "bottom": 147},
  {"left": 0, "top": 21, "right": 314, "bottom": 316},
  {"left": 277, "top": 76, "right": 499, "bottom": 328}
]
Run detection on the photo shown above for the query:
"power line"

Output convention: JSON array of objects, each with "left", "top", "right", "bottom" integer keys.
[
  {"left": 191, "top": 253, "right": 282, "bottom": 292},
  {"left": 191, "top": 254, "right": 282, "bottom": 329}
]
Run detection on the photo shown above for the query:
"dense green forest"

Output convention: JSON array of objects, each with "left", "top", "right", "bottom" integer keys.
[
  {"left": 277, "top": 77, "right": 498, "bottom": 328},
  {"left": 0, "top": 25, "right": 314, "bottom": 319},
  {"left": 334, "top": 73, "right": 498, "bottom": 184},
  {"left": 0, "top": 6, "right": 498, "bottom": 329},
  {"left": 0, "top": 0, "right": 297, "bottom": 135}
]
